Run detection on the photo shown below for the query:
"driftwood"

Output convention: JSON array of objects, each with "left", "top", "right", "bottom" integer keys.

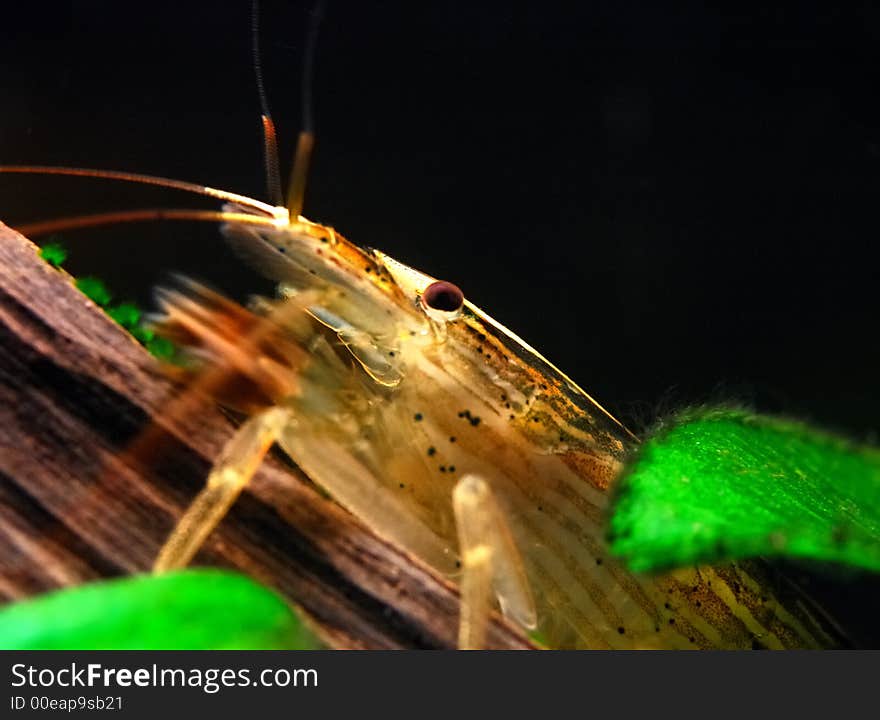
[{"left": 0, "top": 222, "right": 532, "bottom": 649}]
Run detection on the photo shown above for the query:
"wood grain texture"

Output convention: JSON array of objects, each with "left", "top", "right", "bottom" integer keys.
[{"left": 0, "top": 222, "right": 533, "bottom": 649}]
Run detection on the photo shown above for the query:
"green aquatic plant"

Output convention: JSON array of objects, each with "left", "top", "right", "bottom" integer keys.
[
  {"left": 38, "top": 241, "right": 177, "bottom": 361},
  {"left": 608, "top": 407, "right": 880, "bottom": 574},
  {"left": 39, "top": 241, "right": 68, "bottom": 268},
  {"left": 0, "top": 570, "right": 321, "bottom": 650},
  {"left": 75, "top": 276, "right": 113, "bottom": 307}
]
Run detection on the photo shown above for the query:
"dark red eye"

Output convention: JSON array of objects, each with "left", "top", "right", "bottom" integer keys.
[{"left": 422, "top": 281, "right": 464, "bottom": 313}]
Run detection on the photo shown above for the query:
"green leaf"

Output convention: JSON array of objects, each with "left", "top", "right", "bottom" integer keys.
[
  {"left": 39, "top": 242, "right": 68, "bottom": 268},
  {"left": 0, "top": 569, "right": 322, "bottom": 650},
  {"left": 106, "top": 302, "right": 143, "bottom": 329},
  {"left": 607, "top": 407, "right": 880, "bottom": 574},
  {"left": 75, "top": 276, "right": 113, "bottom": 306}
]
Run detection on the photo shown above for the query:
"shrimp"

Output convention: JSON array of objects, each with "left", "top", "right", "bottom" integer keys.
[{"left": 54, "top": 184, "right": 834, "bottom": 650}]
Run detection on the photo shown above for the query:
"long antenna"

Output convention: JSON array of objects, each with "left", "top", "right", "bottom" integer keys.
[
  {"left": 286, "top": 0, "right": 326, "bottom": 219},
  {"left": 251, "top": 0, "right": 284, "bottom": 206},
  {"left": 0, "top": 165, "right": 283, "bottom": 218},
  {"left": 300, "top": 0, "right": 324, "bottom": 139},
  {"left": 12, "top": 208, "right": 283, "bottom": 238}
]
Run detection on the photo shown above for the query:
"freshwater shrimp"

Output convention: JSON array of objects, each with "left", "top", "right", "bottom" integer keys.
[
  {"left": 0, "top": 3, "right": 854, "bottom": 649},
  {"left": 1, "top": 153, "right": 843, "bottom": 648},
  {"left": 153, "top": 199, "right": 850, "bottom": 649}
]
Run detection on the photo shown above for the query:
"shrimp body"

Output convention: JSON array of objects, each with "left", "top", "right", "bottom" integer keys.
[{"left": 155, "top": 208, "right": 840, "bottom": 649}]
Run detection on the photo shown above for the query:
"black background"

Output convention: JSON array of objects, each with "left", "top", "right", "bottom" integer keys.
[{"left": 2, "top": 1, "right": 880, "bottom": 643}]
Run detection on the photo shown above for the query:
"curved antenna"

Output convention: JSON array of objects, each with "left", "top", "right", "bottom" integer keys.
[
  {"left": 286, "top": 0, "right": 326, "bottom": 218},
  {"left": 252, "top": 0, "right": 284, "bottom": 206},
  {"left": 0, "top": 165, "right": 285, "bottom": 219},
  {"left": 300, "top": 0, "right": 325, "bottom": 138},
  {"left": 13, "top": 208, "right": 285, "bottom": 238}
]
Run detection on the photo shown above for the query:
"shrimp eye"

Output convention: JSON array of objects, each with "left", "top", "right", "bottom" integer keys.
[{"left": 422, "top": 281, "right": 464, "bottom": 313}]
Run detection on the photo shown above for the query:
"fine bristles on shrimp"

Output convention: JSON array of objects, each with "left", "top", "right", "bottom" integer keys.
[{"left": 153, "top": 280, "right": 309, "bottom": 413}]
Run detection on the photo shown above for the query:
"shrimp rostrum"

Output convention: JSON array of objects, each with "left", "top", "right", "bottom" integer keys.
[{"left": 140, "top": 196, "right": 839, "bottom": 650}]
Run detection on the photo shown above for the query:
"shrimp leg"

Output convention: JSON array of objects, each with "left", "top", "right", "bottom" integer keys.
[
  {"left": 153, "top": 406, "right": 293, "bottom": 572},
  {"left": 452, "top": 474, "right": 537, "bottom": 649}
]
